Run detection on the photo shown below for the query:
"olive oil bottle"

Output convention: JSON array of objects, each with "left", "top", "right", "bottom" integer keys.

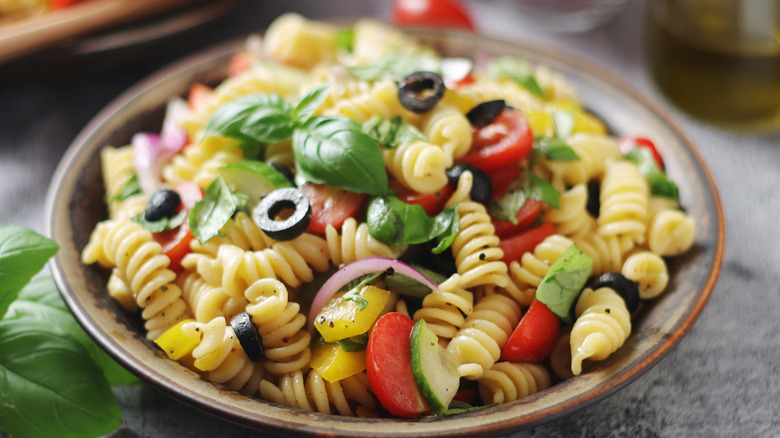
[{"left": 647, "top": 0, "right": 780, "bottom": 128}]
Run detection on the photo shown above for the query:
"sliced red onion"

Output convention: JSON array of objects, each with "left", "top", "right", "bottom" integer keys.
[
  {"left": 132, "top": 99, "right": 189, "bottom": 195},
  {"left": 307, "top": 257, "right": 440, "bottom": 332}
]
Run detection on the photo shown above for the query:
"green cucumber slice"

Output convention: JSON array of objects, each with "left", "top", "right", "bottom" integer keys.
[
  {"left": 409, "top": 319, "right": 460, "bottom": 413},
  {"left": 219, "top": 160, "right": 293, "bottom": 209}
]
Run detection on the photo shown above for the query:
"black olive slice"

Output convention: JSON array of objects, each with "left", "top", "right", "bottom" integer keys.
[
  {"left": 230, "top": 312, "right": 264, "bottom": 362},
  {"left": 144, "top": 189, "right": 181, "bottom": 222},
  {"left": 586, "top": 180, "right": 600, "bottom": 218},
  {"left": 591, "top": 272, "right": 640, "bottom": 313},
  {"left": 254, "top": 187, "right": 311, "bottom": 241},
  {"left": 466, "top": 100, "right": 506, "bottom": 128},
  {"left": 446, "top": 163, "right": 492, "bottom": 205},
  {"left": 398, "top": 71, "right": 446, "bottom": 113}
]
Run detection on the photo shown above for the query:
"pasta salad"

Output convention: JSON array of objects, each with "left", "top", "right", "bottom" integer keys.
[{"left": 81, "top": 13, "right": 696, "bottom": 418}]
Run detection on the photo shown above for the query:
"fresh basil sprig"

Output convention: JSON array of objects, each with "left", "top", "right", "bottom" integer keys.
[
  {"left": 532, "top": 110, "right": 579, "bottom": 162},
  {"left": 189, "top": 176, "right": 248, "bottom": 244},
  {"left": 366, "top": 196, "right": 459, "bottom": 253},
  {"left": 132, "top": 210, "right": 187, "bottom": 233},
  {"left": 107, "top": 173, "right": 141, "bottom": 203},
  {"left": 624, "top": 148, "right": 679, "bottom": 201},
  {"left": 489, "top": 172, "right": 560, "bottom": 224},
  {"left": 486, "top": 56, "right": 545, "bottom": 98},
  {"left": 0, "top": 225, "right": 133, "bottom": 438},
  {"left": 362, "top": 115, "right": 426, "bottom": 149},
  {"left": 535, "top": 243, "right": 593, "bottom": 323}
]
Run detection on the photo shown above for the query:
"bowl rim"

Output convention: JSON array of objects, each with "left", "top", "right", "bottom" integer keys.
[{"left": 45, "top": 27, "right": 724, "bottom": 437}]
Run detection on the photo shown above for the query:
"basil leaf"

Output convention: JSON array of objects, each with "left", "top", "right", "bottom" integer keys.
[
  {"left": 535, "top": 243, "right": 593, "bottom": 323},
  {"left": 489, "top": 172, "right": 561, "bottom": 223},
  {"left": 131, "top": 210, "right": 187, "bottom": 233},
  {"left": 7, "top": 276, "right": 139, "bottom": 387},
  {"left": 534, "top": 136, "right": 580, "bottom": 161},
  {"left": 0, "top": 321, "right": 121, "bottom": 438},
  {"left": 190, "top": 176, "right": 247, "bottom": 244},
  {"left": 205, "top": 94, "right": 295, "bottom": 145},
  {"left": 336, "top": 333, "right": 368, "bottom": 352},
  {"left": 551, "top": 109, "right": 575, "bottom": 140},
  {"left": 486, "top": 56, "right": 545, "bottom": 98},
  {"left": 489, "top": 189, "right": 527, "bottom": 225},
  {"left": 107, "top": 173, "right": 141, "bottom": 202},
  {"left": 294, "top": 83, "right": 332, "bottom": 123},
  {"left": 343, "top": 275, "right": 382, "bottom": 311},
  {"left": 362, "top": 116, "right": 426, "bottom": 149},
  {"left": 527, "top": 173, "right": 560, "bottom": 208},
  {"left": 0, "top": 225, "right": 58, "bottom": 319},
  {"left": 366, "top": 197, "right": 458, "bottom": 251},
  {"left": 293, "top": 116, "right": 391, "bottom": 195},
  {"left": 624, "top": 149, "right": 680, "bottom": 201},
  {"left": 346, "top": 52, "right": 442, "bottom": 82},
  {"left": 334, "top": 27, "right": 355, "bottom": 53}
]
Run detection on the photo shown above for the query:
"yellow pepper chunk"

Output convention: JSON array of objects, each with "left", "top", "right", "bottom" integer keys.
[
  {"left": 155, "top": 319, "right": 200, "bottom": 360},
  {"left": 310, "top": 342, "right": 367, "bottom": 383},
  {"left": 314, "top": 285, "right": 391, "bottom": 343},
  {"left": 526, "top": 108, "right": 554, "bottom": 137}
]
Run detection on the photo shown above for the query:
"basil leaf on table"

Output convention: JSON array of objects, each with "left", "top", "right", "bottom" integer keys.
[
  {"left": 362, "top": 115, "right": 426, "bottom": 149},
  {"left": 486, "top": 56, "right": 545, "bottom": 98},
  {"left": 535, "top": 243, "right": 593, "bottom": 323},
  {"left": 293, "top": 116, "right": 392, "bottom": 196},
  {"left": 366, "top": 196, "right": 459, "bottom": 252},
  {"left": 0, "top": 322, "right": 122, "bottom": 438},
  {"left": 205, "top": 94, "right": 296, "bottom": 145},
  {"left": 0, "top": 225, "right": 59, "bottom": 318},
  {"left": 190, "top": 176, "right": 248, "bottom": 244},
  {"left": 624, "top": 148, "right": 680, "bottom": 201},
  {"left": 7, "top": 276, "right": 139, "bottom": 387}
]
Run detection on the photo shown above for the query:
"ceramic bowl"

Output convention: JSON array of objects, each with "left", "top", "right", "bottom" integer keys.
[{"left": 46, "top": 28, "right": 724, "bottom": 437}]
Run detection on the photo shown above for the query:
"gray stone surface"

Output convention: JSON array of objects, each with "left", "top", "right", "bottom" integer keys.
[{"left": 1, "top": 0, "right": 778, "bottom": 437}]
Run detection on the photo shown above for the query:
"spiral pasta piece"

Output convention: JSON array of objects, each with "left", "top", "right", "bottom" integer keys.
[
  {"left": 543, "top": 184, "right": 597, "bottom": 238},
  {"left": 350, "top": 18, "right": 424, "bottom": 64},
  {"left": 478, "top": 362, "right": 551, "bottom": 405},
  {"left": 383, "top": 139, "right": 449, "bottom": 195},
  {"left": 549, "top": 330, "right": 574, "bottom": 380},
  {"left": 107, "top": 268, "right": 137, "bottom": 312},
  {"left": 182, "top": 317, "right": 264, "bottom": 395},
  {"left": 243, "top": 278, "right": 311, "bottom": 376},
  {"left": 419, "top": 103, "right": 472, "bottom": 167},
  {"left": 571, "top": 232, "right": 634, "bottom": 277},
  {"left": 82, "top": 219, "right": 115, "bottom": 268},
  {"left": 325, "top": 79, "right": 419, "bottom": 123},
  {"left": 451, "top": 201, "right": 508, "bottom": 290},
  {"left": 179, "top": 270, "right": 243, "bottom": 323},
  {"left": 162, "top": 136, "right": 244, "bottom": 190},
  {"left": 413, "top": 274, "right": 474, "bottom": 345},
  {"left": 540, "top": 133, "right": 623, "bottom": 191},
  {"left": 621, "top": 251, "right": 669, "bottom": 299},
  {"left": 263, "top": 13, "right": 338, "bottom": 69},
  {"left": 507, "top": 234, "right": 574, "bottom": 294},
  {"left": 259, "top": 369, "right": 377, "bottom": 416},
  {"left": 325, "top": 217, "right": 397, "bottom": 267},
  {"left": 443, "top": 78, "right": 543, "bottom": 115},
  {"left": 100, "top": 145, "right": 147, "bottom": 219},
  {"left": 598, "top": 160, "right": 649, "bottom": 245},
  {"left": 570, "top": 287, "right": 631, "bottom": 376},
  {"left": 95, "top": 217, "right": 190, "bottom": 340},
  {"left": 446, "top": 292, "right": 522, "bottom": 380},
  {"left": 645, "top": 197, "right": 696, "bottom": 256}
]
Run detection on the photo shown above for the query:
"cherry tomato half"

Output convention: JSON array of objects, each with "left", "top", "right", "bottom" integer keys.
[
  {"left": 300, "top": 183, "right": 368, "bottom": 234},
  {"left": 187, "top": 83, "right": 213, "bottom": 113},
  {"left": 619, "top": 136, "right": 665, "bottom": 170},
  {"left": 459, "top": 107, "right": 534, "bottom": 173},
  {"left": 390, "top": 178, "right": 454, "bottom": 216},
  {"left": 492, "top": 199, "right": 543, "bottom": 239},
  {"left": 367, "top": 312, "right": 429, "bottom": 417},
  {"left": 500, "top": 299, "right": 561, "bottom": 363},
  {"left": 489, "top": 165, "right": 523, "bottom": 200},
  {"left": 228, "top": 51, "right": 253, "bottom": 77},
  {"left": 498, "top": 221, "right": 555, "bottom": 265},
  {"left": 152, "top": 182, "right": 203, "bottom": 272},
  {"left": 391, "top": 0, "right": 476, "bottom": 31}
]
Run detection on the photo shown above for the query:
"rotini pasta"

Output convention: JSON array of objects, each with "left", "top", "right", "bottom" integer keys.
[
  {"left": 570, "top": 286, "right": 631, "bottom": 376},
  {"left": 259, "top": 369, "right": 377, "bottom": 416},
  {"left": 478, "top": 362, "right": 551, "bottom": 404}
]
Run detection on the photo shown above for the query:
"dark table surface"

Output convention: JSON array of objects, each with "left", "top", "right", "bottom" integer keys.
[{"left": 1, "top": 0, "right": 778, "bottom": 437}]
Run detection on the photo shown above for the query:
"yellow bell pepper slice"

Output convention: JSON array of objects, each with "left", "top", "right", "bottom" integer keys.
[
  {"left": 155, "top": 319, "right": 200, "bottom": 360},
  {"left": 314, "top": 285, "right": 391, "bottom": 343},
  {"left": 310, "top": 342, "right": 367, "bottom": 383}
]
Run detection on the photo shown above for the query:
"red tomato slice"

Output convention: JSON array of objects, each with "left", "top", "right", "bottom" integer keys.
[
  {"left": 300, "top": 183, "right": 367, "bottom": 234},
  {"left": 187, "top": 83, "right": 213, "bottom": 113},
  {"left": 489, "top": 166, "right": 522, "bottom": 200},
  {"left": 391, "top": 0, "right": 476, "bottom": 31},
  {"left": 444, "top": 73, "right": 475, "bottom": 90},
  {"left": 389, "top": 178, "right": 454, "bottom": 216},
  {"left": 492, "top": 199, "right": 543, "bottom": 239},
  {"left": 501, "top": 299, "right": 561, "bottom": 363},
  {"left": 619, "top": 136, "right": 665, "bottom": 170},
  {"left": 152, "top": 183, "right": 203, "bottom": 272},
  {"left": 367, "top": 312, "right": 429, "bottom": 417},
  {"left": 498, "top": 221, "right": 555, "bottom": 265},
  {"left": 459, "top": 107, "right": 534, "bottom": 173},
  {"left": 228, "top": 51, "right": 253, "bottom": 77}
]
